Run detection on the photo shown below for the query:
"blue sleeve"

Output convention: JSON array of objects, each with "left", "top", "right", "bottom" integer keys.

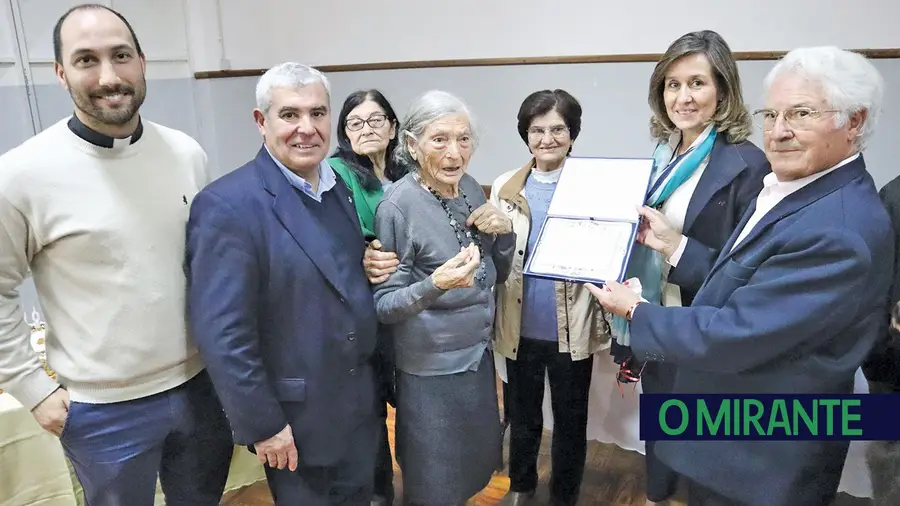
[
  {"left": 667, "top": 237, "right": 719, "bottom": 292},
  {"left": 185, "top": 190, "right": 287, "bottom": 445},
  {"left": 631, "top": 229, "right": 870, "bottom": 373},
  {"left": 669, "top": 149, "right": 769, "bottom": 293}
]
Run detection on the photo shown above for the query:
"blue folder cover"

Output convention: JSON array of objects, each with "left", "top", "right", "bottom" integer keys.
[{"left": 522, "top": 156, "right": 655, "bottom": 285}]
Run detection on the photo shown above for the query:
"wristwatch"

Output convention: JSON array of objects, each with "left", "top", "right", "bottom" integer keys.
[{"left": 626, "top": 301, "right": 643, "bottom": 321}]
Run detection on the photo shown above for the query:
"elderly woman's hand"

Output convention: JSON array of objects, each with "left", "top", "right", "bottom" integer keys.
[
  {"left": 466, "top": 203, "right": 513, "bottom": 235},
  {"left": 636, "top": 206, "right": 684, "bottom": 259},
  {"left": 364, "top": 240, "right": 400, "bottom": 284},
  {"left": 431, "top": 243, "right": 481, "bottom": 290}
]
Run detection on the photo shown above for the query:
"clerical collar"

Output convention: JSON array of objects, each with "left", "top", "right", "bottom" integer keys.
[{"left": 67, "top": 114, "right": 144, "bottom": 148}]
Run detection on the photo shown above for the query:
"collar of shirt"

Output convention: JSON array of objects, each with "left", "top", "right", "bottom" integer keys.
[
  {"left": 264, "top": 146, "right": 336, "bottom": 202},
  {"left": 666, "top": 122, "right": 715, "bottom": 152},
  {"left": 67, "top": 114, "right": 144, "bottom": 148},
  {"left": 757, "top": 152, "right": 861, "bottom": 204},
  {"left": 529, "top": 166, "right": 562, "bottom": 184}
]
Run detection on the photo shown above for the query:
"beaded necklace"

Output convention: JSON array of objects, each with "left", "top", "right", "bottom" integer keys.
[{"left": 414, "top": 172, "right": 486, "bottom": 283}]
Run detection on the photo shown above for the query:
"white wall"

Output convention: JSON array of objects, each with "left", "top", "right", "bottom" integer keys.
[
  {"left": 0, "top": 1, "right": 23, "bottom": 88},
  {"left": 192, "top": 0, "right": 900, "bottom": 71},
  {"left": 16, "top": 0, "right": 192, "bottom": 87},
  {"left": 8, "top": 1, "right": 900, "bottom": 75},
  {"left": 0, "top": 0, "right": 36, "bottom": 148},
  {"left": 1, "top": 0, "right": 200, "bottom": 315},
  {"left": 8, "top": 0, "right": 201, "bottom": 137}
]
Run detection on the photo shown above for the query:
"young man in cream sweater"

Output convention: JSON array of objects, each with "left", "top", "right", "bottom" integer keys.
[{"left": 0, "top": 4, "right": 233, "bottom": 504}]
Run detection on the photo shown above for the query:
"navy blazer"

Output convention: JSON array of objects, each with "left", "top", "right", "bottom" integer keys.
[
  {"left": 667, "top": 135, "right": 770, "bottom": 305},
  {"left": 862, "top": 175, "right": 900, "bottom": 387},
  {"left": 631, "top": 155, "right": 894, "bottom": 506},
  {"left": 185, "top": 147, "right": 378, "bottom": 466}
]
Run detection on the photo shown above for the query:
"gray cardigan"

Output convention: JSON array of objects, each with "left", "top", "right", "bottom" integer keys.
[{"left": 373, "top": 172, "right": 515, "bottom": 376}]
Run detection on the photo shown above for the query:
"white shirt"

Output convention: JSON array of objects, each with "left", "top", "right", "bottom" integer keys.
[
  {"left": 265, "top": 146, "right": 336, "bottom": 202},
  {"left": 660, "top": 158, "right": 708, "bottom": 307},
  {"left": 668, "top": 152, "right": 860, "bottom": 266},
  {"left": 730, "top": 153, "right": 860, "bottom": 251},
  {"left": 530, "top": 166, "right": 562, "bottom": 184},
  {"left": 655, "top": 127, "right": 711, "bottom": 307}
]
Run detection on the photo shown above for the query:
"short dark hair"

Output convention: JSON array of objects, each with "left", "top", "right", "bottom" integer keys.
[
  {"left": 648, "top": 30, "right": 751, "bottom": 143},
  {"left": 332, "top": 89, "right": 404, "bottom": 191},
  {"left": 53, "top": 4, "right": 144, "bottom": 64},
  {"left": 516, "top": 89, "right": 583, "bottom": 153}
]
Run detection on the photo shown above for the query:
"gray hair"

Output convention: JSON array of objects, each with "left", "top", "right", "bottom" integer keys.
[
  {"left": 763, "top": 46, "right": 884, "bottom": 150},
  {"left": 393, "top": 90, "right": 479, "bottom": 171},
  {"left": 255, "top": 62, "right": 331, "bottom": 113}
]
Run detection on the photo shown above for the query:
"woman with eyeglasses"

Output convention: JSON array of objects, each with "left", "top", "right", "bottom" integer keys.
[
  {"left": 491, "top": 89, "right": 612, "bottom": 506},
  {"left": 328, "top": 89, "right": 403, "bottom": 506},
  {"left": 608, "top": 30, "right": 769, "bottom": 505},
  {"left": 330, "top": 89, "right": 405, "bottom": 240}
]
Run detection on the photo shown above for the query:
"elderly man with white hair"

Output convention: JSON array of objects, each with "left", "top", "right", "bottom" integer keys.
[
  {"left": 186, "top": 62, "right": 381, "bottom": 505},
  {"left": 588, "top": 46, "right": 892, "bottom": 506}
]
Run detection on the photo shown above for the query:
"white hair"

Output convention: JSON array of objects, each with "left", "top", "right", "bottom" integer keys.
[
  {"left": 393, "top": 90, "right": 480, "bottom": 170},
  {"left": 763, "top": 46, "right": 884, "bottom": 149},
  {"left": 255, "top": 62, "right": 331, "bottom": 113}
]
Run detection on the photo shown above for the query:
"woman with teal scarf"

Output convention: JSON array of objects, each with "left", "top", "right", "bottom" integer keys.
[
  {"left": 609, "top": 31, "right": 770, "bottom": 505},
  {"left": 328, "top": 89, "right": 404, "bottom": 506}
]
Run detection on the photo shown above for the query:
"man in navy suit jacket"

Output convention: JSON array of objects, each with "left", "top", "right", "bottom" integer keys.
[
  {"left": 185, "top": 63, "right": 379, "bottom": 505},
  {"left": 590, "top": 47, "right": 892, "bottom": 506}
]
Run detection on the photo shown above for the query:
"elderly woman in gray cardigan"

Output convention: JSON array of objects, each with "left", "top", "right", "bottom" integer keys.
[{"left": 372, "top": 90, "right": 516, "bottom": 506}]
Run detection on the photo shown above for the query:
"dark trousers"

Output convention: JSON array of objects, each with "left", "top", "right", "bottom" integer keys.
[
  {"left": 869, "top": 440, "right": 900, "bottom": 505},
  {"left": 866, "top": 382, "right": 900, "bottom": 505},
  {"left": 685, "top": 477, "right": 745, "bottom": 506},
  {"left": 264, "top": 416, "right": 378, "bottom": 506},
  {"left": 374, "top": 411, "right": 394, "bottom": 501},
  {"left": 642, "top": 360, "right": 679, "bottom": 502},
  {"left": 506, "top": 337, "right": 592, "bottom": 506},
  {"left": 61, "top": 370, "right": 234, "bottom": 506},
  {"left": 373, "top": 326, "right": 395, "bottom": 501}
]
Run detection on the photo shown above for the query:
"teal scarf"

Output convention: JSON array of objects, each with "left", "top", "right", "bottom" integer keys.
[{"left": 611, "top": 125, "right": 717, "bottom": 346}]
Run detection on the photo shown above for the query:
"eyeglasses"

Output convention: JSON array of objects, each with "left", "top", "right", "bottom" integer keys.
[
  {"left": 752, "top": 107, "right": 841, "bottom": 131},
  {"left": 527, "top": 125, "right": 569, "bottom": 139},
  {"left": 345, "top": 114, "right": 388, "bottom": 131}
]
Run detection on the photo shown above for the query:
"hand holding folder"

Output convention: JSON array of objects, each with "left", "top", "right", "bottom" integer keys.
[{"left": 524, "top": 157, "right": 655, "bottom": 284}]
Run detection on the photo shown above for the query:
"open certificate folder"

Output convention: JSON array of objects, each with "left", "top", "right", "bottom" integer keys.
[{"left": 523, "top": 157, "right": 655, "bottom": 284}]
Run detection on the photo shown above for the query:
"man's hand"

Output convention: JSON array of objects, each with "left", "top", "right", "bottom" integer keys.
[
  {"left": 254, "top": 424, "right": 299, "bottom": 471},
  {"left": 31, "top": 387, "right": 69, "bottom": 437},
  {"left": 891, "top": 301, "right": 900, "bottom": 333},
  {"left": 466, "top": 203, "right": 513, "bottom": 235},
  {"left": 585, "top": 281, "right": 642, "bottom": 319},
  {"left": 364, "top": 240, "right": 399, "bottom": 284},
  {"left": 636, "top": 206, "right": 684, "bottom": 259}
]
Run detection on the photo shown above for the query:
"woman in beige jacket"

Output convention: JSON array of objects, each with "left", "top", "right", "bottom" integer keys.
[{"left": 492, "top": 89, "right": 610, "bottom": 506}]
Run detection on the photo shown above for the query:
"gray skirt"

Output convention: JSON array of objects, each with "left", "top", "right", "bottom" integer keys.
[{"left": 394, "top": 350, "right": 502, "bottom": 505}]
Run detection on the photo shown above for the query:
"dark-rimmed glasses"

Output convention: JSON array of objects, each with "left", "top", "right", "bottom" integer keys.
[{"left": 346, "top": 114, "right": 388, "bottom": 131}]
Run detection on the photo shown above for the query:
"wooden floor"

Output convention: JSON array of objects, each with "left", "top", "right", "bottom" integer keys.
[{"left": 221, "top": 403, "right": 871, "bottom": 506}]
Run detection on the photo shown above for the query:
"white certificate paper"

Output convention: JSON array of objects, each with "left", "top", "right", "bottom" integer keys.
[{"left": 523, "top": 157, "right": 654, "bottom": 284}]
